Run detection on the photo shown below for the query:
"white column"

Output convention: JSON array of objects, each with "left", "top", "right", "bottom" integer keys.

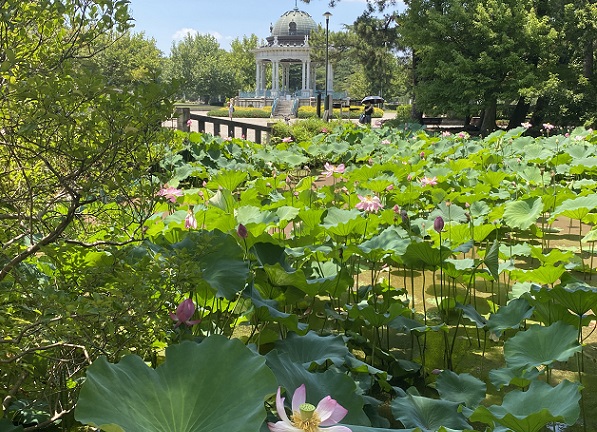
[
  {"left": 328, "top": 63, "right": 334, "bottom": 93},
  {"left": 273, "top": 61, "right": 280, "bottom": 93},
  {"left": 306, "top": 61, "right": 312, "bottom": 93},
  {"left": 301, "top": 61, "right": 306, "bottom": 91},
  {"left": 255, "top": 61, "right": 260, "bottom": 92}
]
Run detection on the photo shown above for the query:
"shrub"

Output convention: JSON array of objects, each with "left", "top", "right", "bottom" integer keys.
[
  {"left": 298, "top": 105, "right": 383, "bottom": 119},
  {"left": 395, "top": 104, "right": 412, "bottom": 123},
  {"left": 207, "top": 106, "right": 271, "bottom": 118}
]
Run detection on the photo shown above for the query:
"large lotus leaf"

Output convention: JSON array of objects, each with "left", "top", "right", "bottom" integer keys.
[
  {"left": 322, "top": 207, "right": 367, "bottom": 237},
  {"left": 488, "top": 366, "right": 541, "bottom": 390},
  {"left": 483, "top": 240, "right": 499, "bottom": 280},
  {"left": 503, "top": 197, "right": 543, "bottom": 230},
  {"left": 486, "top": 298, "right": 534, "bottom": 337},
  {"left": 209, "top": 169, "right": 248, "bottom": 191},
  {"left": 456, "top": 303, "right": 487, "bottom": 329},
  {"left": 243, "top": 286, "right": 308, "bottom": 335},
  {"left": 347, "top": 301, "right": 410, "bottom": 327},
  {"left": 263, "top": 263, "right": 319, "bottom": 296},
  {"left": 358, "top": 226, "right": 411, "bottom": 260},
  {"left": 509, "top": 264, "right": 566, "bottom": 285},
  {"left": 265, "top": 350, "right": 371, "bottom": 426},
  {"left": 169, "top": 230, "right": 249, "bottom": 299},
  {"left": 391, "top": 392, "right": 472, "bottom": 431},
  {"left": 504, "top": 322, "right": 582, "bottom": 370},
  {"left": 273, "top": 331, "right": 349, "bottom": 367},
  {"left": 402, "top": 241, "right": 452, "bottom": 268},
  {"left": 236, "top": 205, "right": 278, "bottom": 226},
  {"left": 75, "top": 337, "right": 277, "bottom": 432},
  {"left": 523, "top": 291, "right": 584, "bottom": 327},
  {"left": 469, "top": 380, "right": 581, "bottom": 432},
  {"left": 549, "top": 281, "right": 597, "bottom": 317},
  {"left": 551, "top": 193, "right": 597, "bottom": 222},
  {"left": 435, "top": 370, "right": 486, "bottom": 408}
]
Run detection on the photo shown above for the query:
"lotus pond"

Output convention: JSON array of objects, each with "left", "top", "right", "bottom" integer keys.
[{"left": 5, "top": 121, "right": 597, "bottom": 431}]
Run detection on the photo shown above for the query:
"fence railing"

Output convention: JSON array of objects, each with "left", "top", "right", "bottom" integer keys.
[{"left": 175, "top": 108, "right": 272, "bottom": 144}]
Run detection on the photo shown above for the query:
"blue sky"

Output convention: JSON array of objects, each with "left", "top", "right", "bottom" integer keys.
[{"left": 127, "top": 0, "right": 378, "bottom": 54}]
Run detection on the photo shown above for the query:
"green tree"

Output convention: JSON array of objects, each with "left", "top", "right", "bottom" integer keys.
[
  {"left": 228, "top": 34, "right": 259, "bottom": 92},
  {"left": 399, "top": 0, "right": 557, "bottom": 131},
  {"left": 0, "top": 0, "right": 173, "bottom": 426},
  {"left": 165, "top": 33, "right": 238, "bottom": 103},
  {"left": 91, "top": 31, "right": 166, "bottom": 87}
]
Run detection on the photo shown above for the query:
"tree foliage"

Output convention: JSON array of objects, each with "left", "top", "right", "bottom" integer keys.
[
  {"left": 0, "top": 0, "right": 173, "bottom": 425},
  {"left": 165, "top": 33, "right": 238, "bottom": 103}
]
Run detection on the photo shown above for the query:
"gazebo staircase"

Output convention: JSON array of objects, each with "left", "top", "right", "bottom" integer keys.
[{"left": 272, "top": 98, "right": 295, "bottom": 119}]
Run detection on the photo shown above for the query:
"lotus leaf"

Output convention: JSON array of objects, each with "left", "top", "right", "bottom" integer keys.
[
  {"left": 435, "top": 370, "right": 486, "bottom": 408},
  {"left": 503, "top": 197, "right": 543, "bottom": 230},
  {"left": 504, "top": 321, "right": 582, "bottom": 370},
  {"left": 391, "top": 390, "right": 472, "bottom": 431},
  {"left": 469, "top": 380, "right": 581, "bottom": 432},
  {"left": 75, "top": 337, "right": 277, "bottom": 432}
]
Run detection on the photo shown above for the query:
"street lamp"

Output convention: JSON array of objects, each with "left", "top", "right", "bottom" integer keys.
[{"left": 323, "top": 11, "right": 332, "bottom": 120}]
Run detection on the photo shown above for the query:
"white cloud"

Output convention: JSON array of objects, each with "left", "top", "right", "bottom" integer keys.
[
  {"left": 172, "top": 28, "right": 199, "bottom": 41},
  {"left": 171, "top": 28, "right": 228, "bottom": 44}
]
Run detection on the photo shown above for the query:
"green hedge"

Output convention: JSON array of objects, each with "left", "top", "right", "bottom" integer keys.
[
  {"left": 297, "top": 105, "right": 383, "bottom": 119},
  {"left": 207, "top": 107, "right": 272, "bottom": 118}
]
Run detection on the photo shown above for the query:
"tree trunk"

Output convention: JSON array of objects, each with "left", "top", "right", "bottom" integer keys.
[
  {"left": 530, "top": 96, "right": 547, "bottom": 128},
  {"left": 411, "top": 50, "right": 423, "bottom": 122},
  {"left": 584, "top": 38, "right": 593, "bottom": 79},
  {"left": 480, "top": 99, "right": 497, "bottom": 134},
  {"left": 507, "top": 96, "right": 530, "bottom": 129}
]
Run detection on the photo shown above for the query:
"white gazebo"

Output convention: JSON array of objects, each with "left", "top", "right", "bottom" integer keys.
[{"left": 237, "top": 4, "right": 338, "bottom": 111}]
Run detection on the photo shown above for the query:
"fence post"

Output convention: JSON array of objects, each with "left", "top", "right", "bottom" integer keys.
[{"left": 176, "top": 108, "right": 191, "bottom": 132}]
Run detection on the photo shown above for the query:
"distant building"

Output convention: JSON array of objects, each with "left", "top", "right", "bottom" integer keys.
[{"left": 237, "top": 3, "right": 345, "bottom": 115}]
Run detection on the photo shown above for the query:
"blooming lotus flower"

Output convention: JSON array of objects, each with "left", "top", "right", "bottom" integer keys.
[
  {"left": 420, "top": 176, "right": 438, "bottom": 187},
  {"left": 267, "top": 384, "right": 351, "bottom": 432},
  {"left": 157, "top": 185, "right": 183, "bottom": 203},
  {"left": 185, "top": 210, "right": 197, "bottom": 229},
  {"left": 186, "top": 119, "right": 192, "bottom": 128},
  {"left": 322, "top": 162, "right": 345, "bottom": 178},
  {"left": 521, "top": 122, "right": 532, "bottom": 129},
  {"left": 282, "top": 137, "right": 293, "bottom": 143},
  {"left": 169, "top": 298, "right": 201, "bottom": 328},
  {"left": 542, "top": 123, "right": 555, "bottom": 131},
  {"left": 381, "top": 139, "right": 391, "bottom": 145},
  {"left": 355, "top": 194, "right": 383, "bottom": 213},
  {"left": 441, "top": 131, "right": 452, "bottom": 137}
]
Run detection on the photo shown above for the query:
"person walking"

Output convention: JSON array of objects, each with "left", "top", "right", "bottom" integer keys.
[
  {"left": 362, "top": 101, "right": 374, "bottom": 125},
  {"left": 228, "top": 99, "right": 234, "bottom": 121}
]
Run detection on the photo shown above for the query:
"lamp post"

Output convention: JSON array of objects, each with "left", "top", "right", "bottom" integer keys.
[{"left": 323, "top": 11, "right": 332, "bottom": 120}]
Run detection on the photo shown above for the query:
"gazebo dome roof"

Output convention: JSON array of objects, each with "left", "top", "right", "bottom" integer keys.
[{"left": 270, "top": 7, "right": 317, "bottom": 37}]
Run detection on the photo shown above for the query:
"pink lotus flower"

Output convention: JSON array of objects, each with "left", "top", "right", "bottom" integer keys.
[
  {"left": 186, "top": 119, "right": 192, "bottom": 128},
  {"left": 355, "top": 194, "right": 383, "bottom": 213},
  {"left": 420, "top": 176, "right": 438, "bottom": 187},
  {"left": 282, "top": 136, "right": 293, "bottom": 142},
  {"left": 441, "top": 131, "right": 452, "bottom": 137},
  {"left": 322, "top": 162, "right": 345, "bottom": 178},
  {"left": 543, "top": 123, "right": 555, "bottom": 131},
  {"left": 157, "top": 185, "right": 183, "bottom": 203},
  {"left": 381, "top": 139, "right": 391, "bottom": 145},
  {"left": 185, "top": 210, "right": 197, "bottom": 229},
  {"left": 169, "top": 298, "right": 201, "bottom": 328},
  {"left": 521, "top": 122, "right": 532, "bottom": 129},
  {"left": 267, "top": 384, "right": 351, "bottom": 432}
]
